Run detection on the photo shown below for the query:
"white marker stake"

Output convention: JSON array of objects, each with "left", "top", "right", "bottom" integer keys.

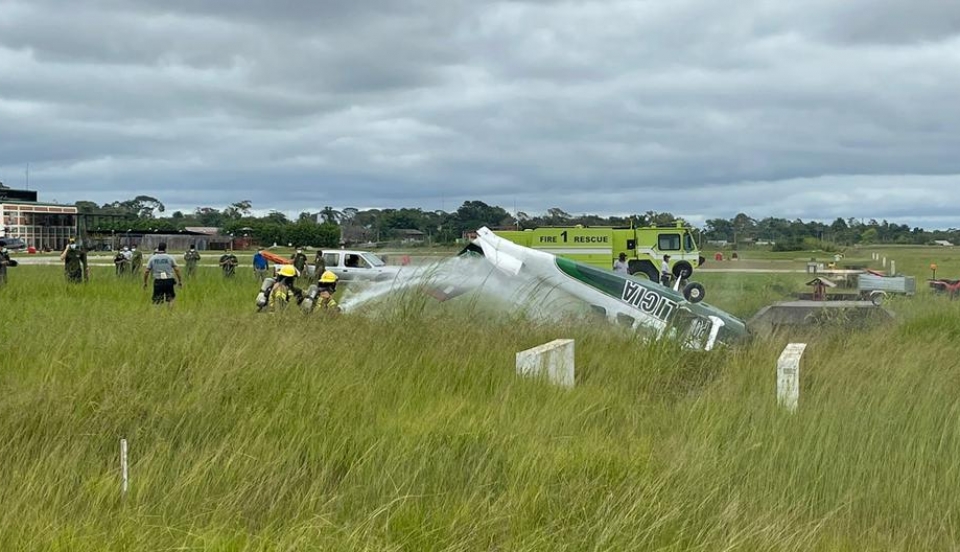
[
  {"left": 120, "top": 438, "right": 129, "bottom": 495},
  {"left": 777, "top": 343, "right": 806, "bottom": 413},
  {"left": 890, "top": 260, "right": 896, "bottom": 276},
  {"left": 882, "top": 256, "right": 887, "bottom": 267},
  {"left": 516, "top": 339, "right": 575, "bottom": 388}
]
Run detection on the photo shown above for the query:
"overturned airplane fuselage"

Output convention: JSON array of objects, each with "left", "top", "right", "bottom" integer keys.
[{"left": 469, "top": 227, "right": 747, "bottom": 349}]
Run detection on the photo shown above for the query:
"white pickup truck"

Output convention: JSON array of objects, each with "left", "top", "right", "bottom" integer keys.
[{"left": 310, "top": 249, "right": 399, "bottom": 282}]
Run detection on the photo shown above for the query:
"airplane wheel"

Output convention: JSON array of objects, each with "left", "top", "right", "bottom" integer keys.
[{"left": 683, "top": 282, "right": 705, "bottom": 303}]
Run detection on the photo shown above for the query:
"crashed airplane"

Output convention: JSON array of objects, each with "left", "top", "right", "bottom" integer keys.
[{"left": 464, "top": 227, "right": 747, "bottom": 350}]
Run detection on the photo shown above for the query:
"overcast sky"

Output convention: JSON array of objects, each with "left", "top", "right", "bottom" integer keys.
[{"left": 2, "top": 0, "right": 959, "bottom": 228}]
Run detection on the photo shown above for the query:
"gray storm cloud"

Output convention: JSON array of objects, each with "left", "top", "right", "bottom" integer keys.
[{"left": 1, "top": 0, "right": 959, "bottom": 227}]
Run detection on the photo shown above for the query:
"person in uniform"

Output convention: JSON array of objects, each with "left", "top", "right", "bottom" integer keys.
[
  {"left": 315, "top": 270, "right": 341, "bottom": 313},
  {"left": 131, "top": 245, "right": 143, "bottom": 276},
  {"left": 219, "top": 250, "right": 239, "bottom": 278},
  {"left": 143, "top": 242, "right": 182, "bottom": 306},
  {"left": 60, "top": 238, "right": 89, "bottom": 283},
  {"left": 184, "top": 245, "right": 201, "bottom": 277},
  {"left": 268, "top": 264, "right": 304, "bottom": 311}
]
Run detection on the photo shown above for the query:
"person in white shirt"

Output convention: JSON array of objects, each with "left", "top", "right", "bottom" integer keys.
[
  {"left": 660, "top": 254, "right": 673, "bottom": 286},
  {"left": 613, "top": 252, "right": 629, "bottom": 274}
]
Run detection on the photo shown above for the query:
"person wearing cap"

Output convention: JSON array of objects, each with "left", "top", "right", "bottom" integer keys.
[
  {"left": 60, "top": 237, "right": 89, "bottom": 283},
  {"left": 184, "top": 245, "right": 201, "bottom": 277},
  {"left": 252, "top": 248, "right": 268, "bottom": 281},
  {"left": 660, "top": 254, "right": 672, "bottom": 287},
  {"left": 613, "top": 252, "right": 629, "bottom": 275},
  {"left": 143, "top": 242, "right": 182, "bottom": 306}
]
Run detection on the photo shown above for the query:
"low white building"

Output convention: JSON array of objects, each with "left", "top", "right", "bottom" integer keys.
[{"left": 1, "top": 185, "right": 78, "bottom": 250}]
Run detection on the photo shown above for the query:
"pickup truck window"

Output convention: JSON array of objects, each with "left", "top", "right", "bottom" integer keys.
[
  {"left": 323, "top": 253, "right": 340, "bottom": 267},
  {"left": 361, "top": 253, "right": 386, "bottom": 267}
]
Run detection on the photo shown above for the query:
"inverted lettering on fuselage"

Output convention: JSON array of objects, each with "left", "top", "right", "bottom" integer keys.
[{"left": 620, "top": 281, "right": 677, "bottom": 321}]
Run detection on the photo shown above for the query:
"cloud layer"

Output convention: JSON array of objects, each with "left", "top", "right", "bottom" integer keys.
[{"left": 2, "top": 0, "right": 959, "bottom": 227}]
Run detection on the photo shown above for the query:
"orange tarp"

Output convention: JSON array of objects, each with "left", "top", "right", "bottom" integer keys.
[{"left": 260, "top": 250, "right": 291, "bottom": 265}]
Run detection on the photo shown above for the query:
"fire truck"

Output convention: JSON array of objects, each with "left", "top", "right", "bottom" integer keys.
[{"left": 493, "top": 223, "right": 705, "bottom": 282}]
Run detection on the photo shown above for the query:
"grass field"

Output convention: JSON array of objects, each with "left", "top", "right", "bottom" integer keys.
[{"left": 1, "top": 246, "right": 960, "bottom": 550}]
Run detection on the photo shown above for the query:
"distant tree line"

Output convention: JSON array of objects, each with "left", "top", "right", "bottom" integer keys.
[
  {"left": 74, "top": 197, "right": 960, "bottom": 248},
  {"left": 704, "top": 214, "right": 960, "bottom": 251}
]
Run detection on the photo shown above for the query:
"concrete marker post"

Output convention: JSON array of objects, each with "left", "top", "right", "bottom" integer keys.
[
  {"left": 882, "top": 256, "right": 887, "bottom": 268},
  {"left": 120, "top": 438, "right": 129, "bottom": 495},
  {"left": 516, "top": 339, "right": 575, "bottom": 388},
  {"left": 890, "top": 260, "right": 896, "bottom": 276},
  {"left": 777, "top": 343, "right": 806, "bottom": 413}
]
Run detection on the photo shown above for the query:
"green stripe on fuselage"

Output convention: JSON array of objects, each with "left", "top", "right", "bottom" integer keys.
[{"left": 555, "top": 256, "right": 679, "bottom": 322}]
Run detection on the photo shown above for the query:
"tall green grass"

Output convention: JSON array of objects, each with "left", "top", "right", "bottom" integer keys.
[{"left": 1, "top": 265, "right": 960, "bottom": 550}]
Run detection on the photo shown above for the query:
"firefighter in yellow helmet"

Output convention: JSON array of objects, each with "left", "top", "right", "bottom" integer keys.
[
  {"left": 268, "top": 264, "right": 304, "bottom": 311},
  {"left": 316, "top": 270, "right": 341, "bottom": 312}
]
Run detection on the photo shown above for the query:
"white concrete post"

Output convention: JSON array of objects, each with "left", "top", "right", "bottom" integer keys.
[
  {"left": 890, "top": 260, "right": 896, "bottom": 275},
  {"left": 120, "top": 438, "right": 129, "bottom": 495},
  {"left": 882, "top": 256, "right": 887, "bottom": 267},
  {"left": 777, "top": 343, "right": 806, "bottom": 412},
  {"left": 516, "top": 339, "right": 575, "bottom": 388}
]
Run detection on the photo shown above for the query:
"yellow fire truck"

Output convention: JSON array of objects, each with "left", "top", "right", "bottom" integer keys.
[{"left": 493, "top": 223, "right": 705, "bottom": 282}]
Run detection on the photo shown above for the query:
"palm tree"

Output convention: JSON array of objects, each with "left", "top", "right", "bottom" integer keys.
[{"left": 319, "top": 206, "right": 343, "bottom": 224}]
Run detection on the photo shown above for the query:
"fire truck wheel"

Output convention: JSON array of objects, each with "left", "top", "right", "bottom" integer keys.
[{"left": 683, "top": 282, "right": 705, "bottom": 303}]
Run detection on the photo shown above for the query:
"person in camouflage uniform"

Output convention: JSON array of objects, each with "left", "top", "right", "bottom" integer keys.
[
  {"left": 291, "top": 247, "right": 308, "bottom": 273},
  {"left": 312, "top": 249, "right": 326, "bottom": 283},
  {"left": 131, "top": 245, "right": 143, "bottom": 276},
  {"left": 219, "top": 250, "right": 239, "bottom": 278},
  {"left": 60, "top": 238, "right": 89, "bottom": 283},
  {"left": 184, "top": 245, "right": 201, "bottom": 277}
]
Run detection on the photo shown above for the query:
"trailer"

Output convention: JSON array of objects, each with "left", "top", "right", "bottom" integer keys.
[{"left": 795, "top": 272, "right": 915, "bottom": 305}]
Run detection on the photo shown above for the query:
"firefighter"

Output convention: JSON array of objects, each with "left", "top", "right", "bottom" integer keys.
[
  {"left": 268, "top": 264, "right": 304, "bottom": 311},
  {"left": 315, "top": 270, "right": 341, "bottom": 313}
]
